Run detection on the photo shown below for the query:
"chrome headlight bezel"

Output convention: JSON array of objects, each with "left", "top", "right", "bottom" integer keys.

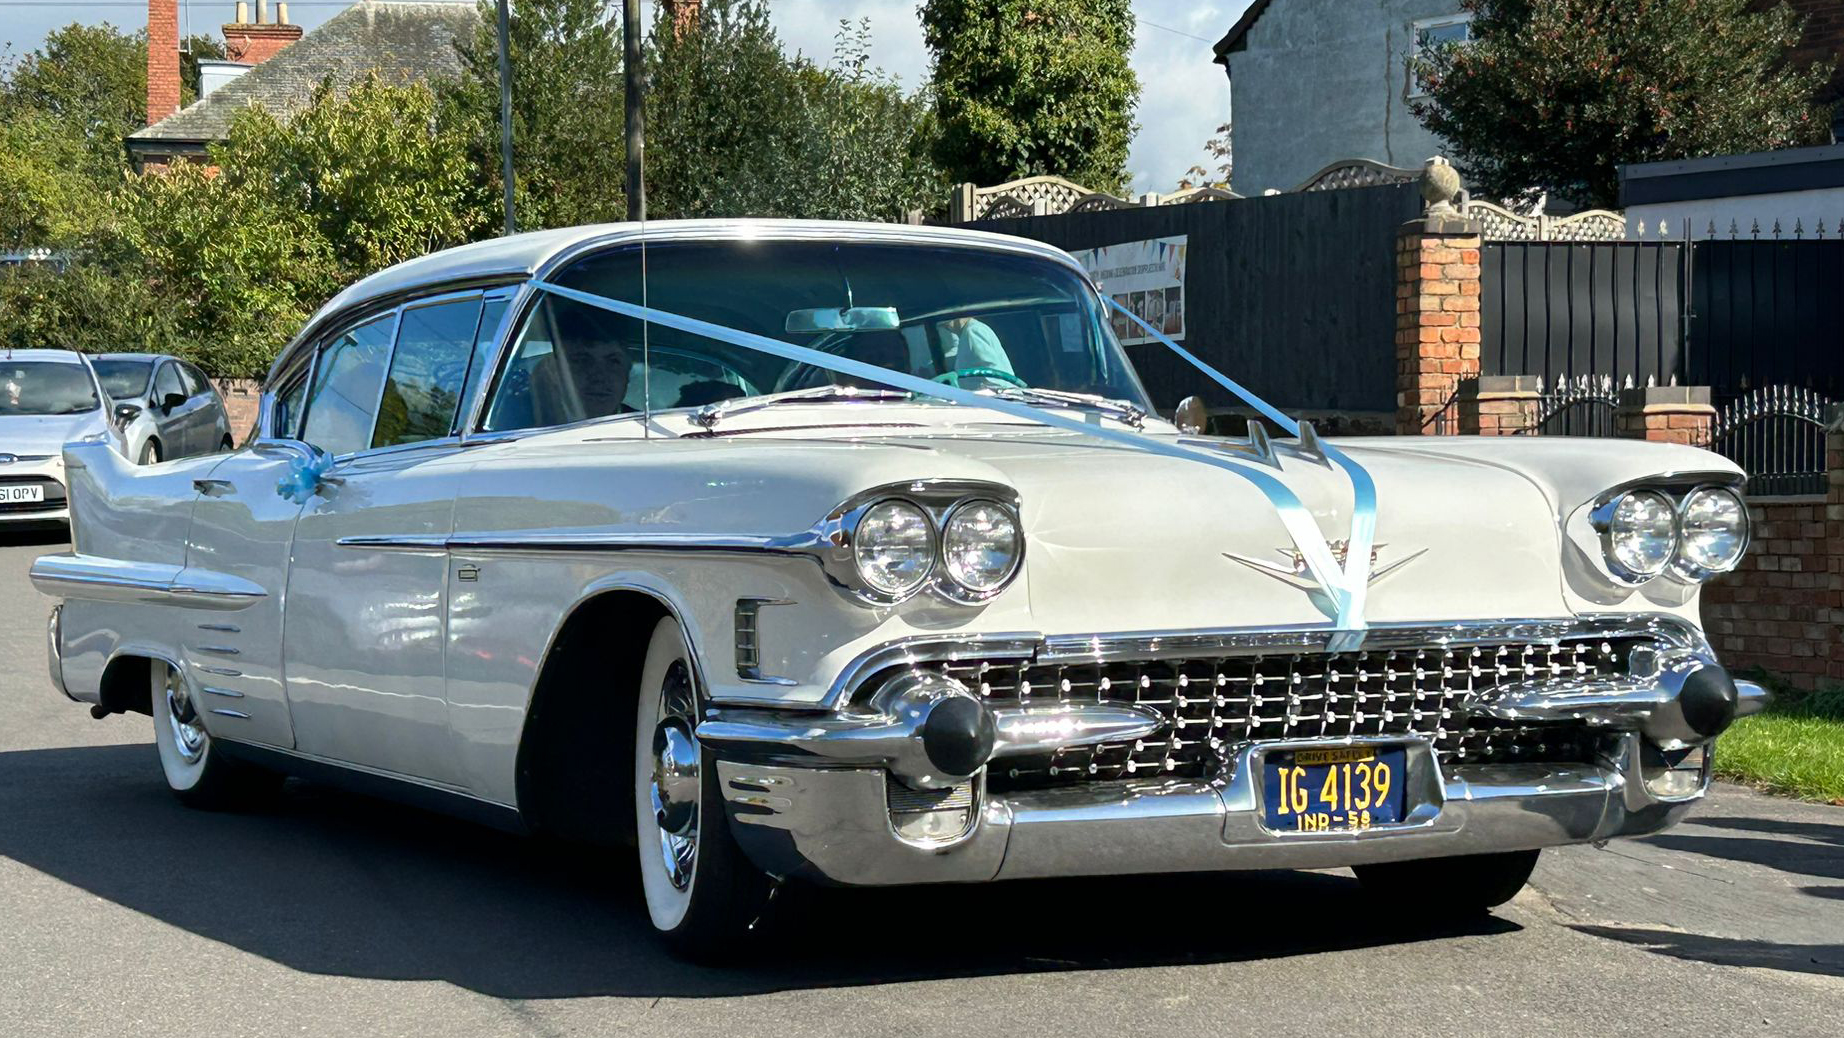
[
  {"left": 851, "top": 498, "right": 937, "bottom": 599},
  {"left": 1593, "top": 489, "right": 1680, "bottom": 584},
  {"left": 1585, "top": 475, "right": 1750, "bottom": 587},
  {"left": 938, "top": 498, "right": 1023, "bottom": 603},
  {"left": 1670, "top": 485, "right": 1751, "bottom": 582},
  {"left": 816, "top": 481, "right": 1024, "bottom": 606}
]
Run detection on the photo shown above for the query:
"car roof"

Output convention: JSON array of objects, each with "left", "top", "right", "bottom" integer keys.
[
  {"left": 276, "top": 220, "right": 1093, "bottom": 382},
  {"left": 95, "top": 353, "right": 170, "bottom": 362},
  {"left": 0, "top": 348, "right": 89, "bottom": 363}
]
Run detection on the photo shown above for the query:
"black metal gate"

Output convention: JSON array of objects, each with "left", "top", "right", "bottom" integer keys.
[{"left": 1481, "top": 241, "right": 1687, "bottom": 389}]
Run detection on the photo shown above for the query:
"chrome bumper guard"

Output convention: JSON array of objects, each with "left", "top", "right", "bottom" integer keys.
[{"left": 699, "top": 616, "right": 1768, "bottom": 886}]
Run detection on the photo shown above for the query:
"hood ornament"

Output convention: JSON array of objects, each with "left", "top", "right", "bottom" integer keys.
[{"left": 1225, "top": 541, "right": 1426, "bottom": 591}]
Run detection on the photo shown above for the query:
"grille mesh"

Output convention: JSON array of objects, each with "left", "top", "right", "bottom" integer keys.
[{"left": 937, "top": 638, "right": 1636, "bottom": 789}]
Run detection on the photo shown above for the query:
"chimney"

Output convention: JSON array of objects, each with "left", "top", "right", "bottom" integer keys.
[
  {"left": 146, "top": 0, "right": 180, "bottom": 124},
  {"left": 223, "top": 0, "right": 304, "bottom": 67}
]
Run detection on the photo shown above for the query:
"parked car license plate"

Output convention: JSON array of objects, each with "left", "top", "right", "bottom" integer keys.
[
  {"left": 1263, "top": 746, "right": 1406, "bottom": 832},
  {"left": 0, "top": 484, "right": 44, "bottom": 504}
]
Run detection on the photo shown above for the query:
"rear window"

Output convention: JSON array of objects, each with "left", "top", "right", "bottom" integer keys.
[{"left": 93, "top": 358, "right": 153, "bottom": 400}]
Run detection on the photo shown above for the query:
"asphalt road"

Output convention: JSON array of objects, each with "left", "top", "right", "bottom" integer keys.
[{"left": 1, "top": 533, "right": 1840, "bottom": 1037}]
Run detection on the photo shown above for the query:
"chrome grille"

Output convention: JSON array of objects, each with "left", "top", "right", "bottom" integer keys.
[{"left": 937, "top": 638, "right": 1638, "bottom": 788}]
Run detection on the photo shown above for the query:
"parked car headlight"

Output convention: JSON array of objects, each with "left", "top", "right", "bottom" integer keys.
[
  {"left": 853, "top": 500, "right": 936, "bottom": 597},
  {"left": 1602, "top": 490, "right": 1678, "bottom": 582},
  {"left": 1675, "top": 487, "right": 1749, "bottom": 578},
  {"left": 941, "top": 500, "right": 1021, "bottom": 595}
]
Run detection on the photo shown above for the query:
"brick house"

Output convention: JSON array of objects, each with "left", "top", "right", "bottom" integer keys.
[{"left": 128, "top": 0, "right": 477, "bottom": 171}]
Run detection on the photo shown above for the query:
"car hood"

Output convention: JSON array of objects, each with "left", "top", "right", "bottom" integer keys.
[
  {"left": 856, "top": 429, "right": 1569, "bottom": 632},
  {"left": 0, "top": 412, "right": 107, "bottom": 456}
]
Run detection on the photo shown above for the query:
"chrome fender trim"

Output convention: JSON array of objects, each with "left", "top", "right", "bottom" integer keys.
[{"left": 29, "top": 553, "right": 268, "bottom": 611}]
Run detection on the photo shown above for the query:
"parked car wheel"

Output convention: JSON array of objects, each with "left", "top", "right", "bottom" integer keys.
[
  {"left": 1354, "top": 849, "right": 1541, "bottom": 915},
  {"left": 138, "top": 439, "right": 161, "bottom": 465},
  {"left": 632, "top": 616, "right": 772, "bottom": 959},
  {"left": 151, "top": 660, "right": 278, "bottom": 809}
]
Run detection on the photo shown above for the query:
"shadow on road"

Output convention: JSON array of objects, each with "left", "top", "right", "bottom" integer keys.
[
  {"left": 1639, "top": 832, "right": 1844, "bottom": 882},
  {"left": 0, "top": 742, "right": 1514, "bottom": 998},
  {"left": 0, "top": 527, "right": 69, "bottom": 550},
  {"left": 1572, "top": 925, "right": 1844, "bottom": 979}
]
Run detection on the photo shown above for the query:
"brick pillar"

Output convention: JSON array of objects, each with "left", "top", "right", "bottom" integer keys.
[
  {"left": 1613, "top": 386, "right": 1715, "bottom": 444},
  {"left": 146, "top": 0, "right": 181, "bottom": 124},
  {"left": 1395, "top": 213, "right": 1483, "bottom": 435},
  {"left": 1457, "top": 375, "right": 1539, "bottom": 435}
]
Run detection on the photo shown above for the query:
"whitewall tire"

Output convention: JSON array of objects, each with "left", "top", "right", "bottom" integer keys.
[
  {"left": 632, "top": 616, "right": 771, "bottom": 958},
  {"left": 151, "top": 660, "right": 277, "bottom": 808}
]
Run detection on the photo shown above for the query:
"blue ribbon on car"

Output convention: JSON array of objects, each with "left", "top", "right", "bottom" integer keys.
[{"left": 532, "top": 280, "right": 1380, "bottom": 630}]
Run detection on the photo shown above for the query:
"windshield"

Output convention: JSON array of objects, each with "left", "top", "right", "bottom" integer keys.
[
  {"left": 0, "top": 362, "right": 100, "bottom": 416},
  {"left": 92, "top": 358, "right": 153, "bottom": 399},
  {"left": 483, "top": 241, "right": 1152, "bottom": 431}
]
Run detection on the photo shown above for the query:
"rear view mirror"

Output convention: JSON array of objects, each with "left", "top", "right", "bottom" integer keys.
[{"left": 785, "top": 307, "right": 900, "bottom": 334}]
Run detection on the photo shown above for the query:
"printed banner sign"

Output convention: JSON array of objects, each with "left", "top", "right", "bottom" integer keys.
[{"left": 1071, "top": 236, "right": 1188, "bottom": 345}]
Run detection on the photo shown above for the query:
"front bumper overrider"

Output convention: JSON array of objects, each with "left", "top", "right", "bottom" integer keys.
[{"left": 697, "top": 615, "right": 1768, "bottom": 886}]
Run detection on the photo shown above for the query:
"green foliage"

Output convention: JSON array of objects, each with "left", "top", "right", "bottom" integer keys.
[
  {"left": 920, "top": 0, "right": 1139, "bottom": 193},
  {"left": 1414, "top": 0, "right": 1836, "bottom": 209},
  {"left": 1177, "top": 121, "right": 1232, "bottom": 190},
  {"left": 181, "top": 34, "right": 228, "bottom": 105},
  {"left": 0, "top": 111, "right": 112, "bottom": 248},
  {"left": 647, "top": 4, "right": 942, "bottom": 221},
  {"left": 0, "top": 22, "right": 146, "bottom": 187},
  {"left": 447, "top": 0, "right": 630, "bottom": 229}
]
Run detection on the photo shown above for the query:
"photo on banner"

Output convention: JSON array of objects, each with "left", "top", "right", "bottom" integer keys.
[{"left": 1069, "top": 236, "right": 1188, "bottom": 346}]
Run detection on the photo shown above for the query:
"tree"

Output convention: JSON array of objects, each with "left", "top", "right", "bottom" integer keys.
[
  {"left": 647, "top": 5, "right": 941, "bottom": 221},
  {"left": 1414, "top": 0, "right": 1835, "bottom": 209},
  {"left": 1177, "top": 121, "right": 1231, "bottom": 190},
  {"left": 920, "top": 0, "right": 1139, "bottom": 192},
  {"left": 181, "top": 34, "right": 228, "bottom": 103},
  {"left": 446, "top": 0, "right": 629, "bottom": 230},
  {"left": 0, "top": 23, "right": 145, "bottom": 187}
]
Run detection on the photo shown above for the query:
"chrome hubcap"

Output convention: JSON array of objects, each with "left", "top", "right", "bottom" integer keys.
[
  {"left": 164, "top": 667, "right": 205, "bottom": 764},
  {"left": 648, "top": 661, "right": 700, "bottom": 891}
]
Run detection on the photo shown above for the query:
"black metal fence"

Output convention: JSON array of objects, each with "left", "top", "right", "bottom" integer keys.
[
  {"left": 1706, "top": 385, "right": 1837, "bottom": 496},
  {"left": 964, "top": 183, "right": 1422, "bottom": 416},
  {"left": 1480, "top": 241, "right": 1686, "bottom": 388},
  {"left": 1686, "top": 239, "right": 1844, "bottom": 399}
]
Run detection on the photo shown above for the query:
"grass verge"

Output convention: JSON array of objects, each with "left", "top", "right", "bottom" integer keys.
[{"left": 1714, "top": 682, "right": 1844, "bottom": 805}]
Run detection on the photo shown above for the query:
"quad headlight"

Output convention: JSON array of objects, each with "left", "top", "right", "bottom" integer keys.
[
  {"left": 1674, "top": 486, "right": 1749, "bottom": 579},
  {"left": 941, "top": 500, "right": 1022, "bottom": 596},
  {"left": 831, "top": 484, "right": 1024, "bottom": 604},
  {"left": 1592, "top": 484, "right": 1749, "bottom": 586},
  {"left": 853, "top": 500, "right": 937, "bottom": 596}
]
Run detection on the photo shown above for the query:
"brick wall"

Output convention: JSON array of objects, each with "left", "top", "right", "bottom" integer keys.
[
  {"left": 1699, "top": 416, "right": 1844, "bottom": 690},
  {"left": 1395, "top": 213, "right": 1483, "bottom": 435},
  {"left": 211, "top": 377, "right": 263, "bottom": 444},
  {"left": 222, "top": 23, "right": 303, "bottom": 65},
  {"left": 146, "top": 0, "right": 180, "bottom": 124}
]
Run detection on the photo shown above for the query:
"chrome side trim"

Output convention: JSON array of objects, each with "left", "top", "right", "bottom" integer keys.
[
  {"left": 200, "top": 686, "right": 245, "bottom": 699},
  {"left": 338, "top": 530, "right": 819, "bottom": 555},
  {"left": 29, "top": 554, "right": 267, "bottom": 611},
  {"left": 194, "top": 665, "right": 242, "bottom": 677},
  {"left": 195, "top": 645, "right": 241, "bottom": 657},
  {"left": 197, "top": 623, "right": 241, "bottom": 633},
  {"left": 208, "top": 708, "right": 251, "bottom": 719}
]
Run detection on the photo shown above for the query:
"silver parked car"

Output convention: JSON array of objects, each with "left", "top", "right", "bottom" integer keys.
[
  {"left": 0, "top": 349, "right": 125, "bottom": 524},
  {"left": 91, "top": 354, "right": 234, "bottom": 464}
]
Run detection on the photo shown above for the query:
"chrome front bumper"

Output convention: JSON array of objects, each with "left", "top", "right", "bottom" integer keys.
[{"left": 714, "top": 734, "right": 1707, "bottom": 885}]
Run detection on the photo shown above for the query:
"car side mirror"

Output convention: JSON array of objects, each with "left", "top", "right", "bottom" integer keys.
[
  {"left": 1174, "top": 395, "right": 1208, "bottom": 435},
  {"left": 161, "top": 392, "right": 186, "bottom": 413},
  {"left": 113, "top": 401, "right": 142, "bottom": 424}
]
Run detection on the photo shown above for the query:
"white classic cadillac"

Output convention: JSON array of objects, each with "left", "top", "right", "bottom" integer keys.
[{"left": 33, "top": 221, "right": 1765, "bottom": 956}]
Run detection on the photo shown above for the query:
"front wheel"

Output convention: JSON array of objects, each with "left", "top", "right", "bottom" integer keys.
[
  {"left": 151, "top": 660, "right": 279, "bottom": 809},
  {"left": 1354, "top": 849, "right": 1540, "bottom": 915},
  {"left": 138, "top": 439, "right": 161, "bottom": 465},
  {"left": 632, "top": 616, "right": 772, "bottom": 960}
]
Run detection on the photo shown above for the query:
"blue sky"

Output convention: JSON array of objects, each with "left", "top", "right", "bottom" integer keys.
[{"left": 0, "top": 0, "right": 1247, "bottom": 193}]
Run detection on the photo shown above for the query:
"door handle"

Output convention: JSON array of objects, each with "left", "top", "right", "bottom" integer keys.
[{"left": 193, "top": 478, "right": 234, "bottom": 496}]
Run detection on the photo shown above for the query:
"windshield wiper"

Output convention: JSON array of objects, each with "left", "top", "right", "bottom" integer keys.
[
  {"left": 689, "top": 385, "right": 914, "bottom": 430},
  {"left": 988, "top": 387, "right": 1146, "bottom": 430}
]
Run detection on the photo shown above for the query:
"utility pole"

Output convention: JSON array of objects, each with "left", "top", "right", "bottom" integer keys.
[
  {"left": 496, "top": 0, "right": 515, "bottom": 235},
  {"left": 624, "top": 0, "right": 645, "bottom": 221}
]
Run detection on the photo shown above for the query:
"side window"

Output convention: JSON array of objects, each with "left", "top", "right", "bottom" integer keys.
[
  {"left": 457, "top": 298, "right": 509, "bottom": 432},
  {"left": 483, "top": 294, "right": 635, "bottom": 433},
  {"left": 153, "top": 362, "right": 185, "bottom": 405},
  {"left": 372, "top": 297, "right": 484, "bottom": 448},
  {"left": 272, "top": 363, "right": 311, "bottom": 440},
  {"left": 300, "top": 312, "right": 396, "bottom": 457},
  {"left": 179, "top": 363, "right": 212, "bottom": 399}
]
